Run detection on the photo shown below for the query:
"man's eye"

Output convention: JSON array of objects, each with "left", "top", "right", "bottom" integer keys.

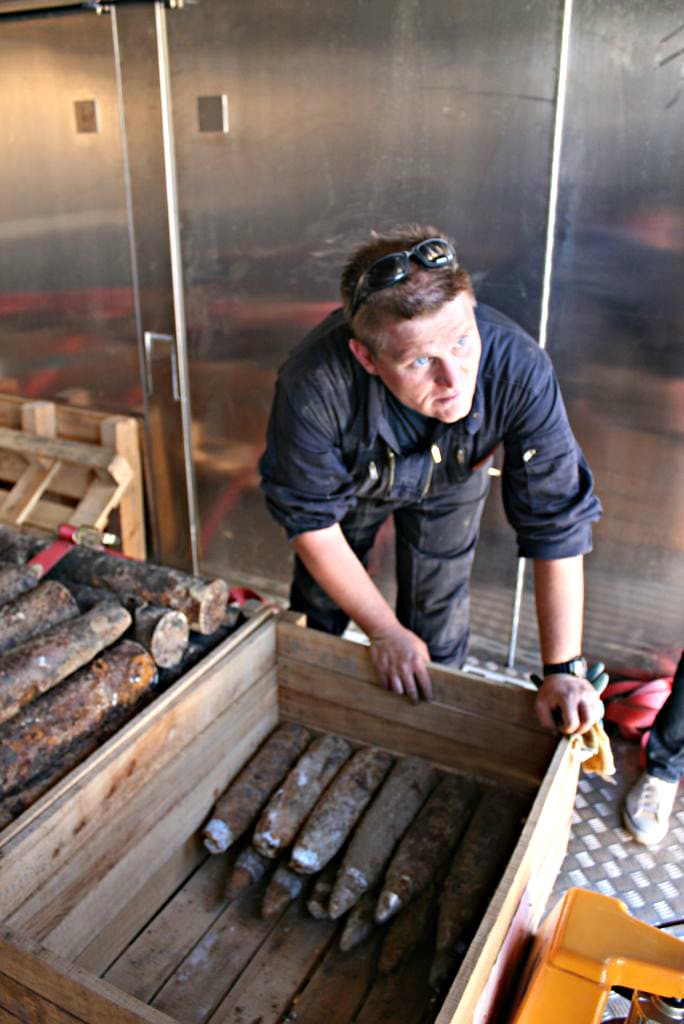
[
  {"left": 455, "top": 335, "right": 470, "bottom": 350},
  {"left": 413, "top": 355, "right": 431, "bottom": 367}
]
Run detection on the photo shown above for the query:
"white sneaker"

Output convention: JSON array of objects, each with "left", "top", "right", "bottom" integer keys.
[{"left": 623, "top": 772, "right": 679, "bottom": 846}]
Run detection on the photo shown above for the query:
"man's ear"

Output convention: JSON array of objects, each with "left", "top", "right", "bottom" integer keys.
[{"left": 348, "top": 338, "right": 379, "bottom": 376}]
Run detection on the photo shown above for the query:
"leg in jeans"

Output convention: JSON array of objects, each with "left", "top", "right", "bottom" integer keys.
[
  {"left": 646, "top": 649, "right": 684, "bottom": 783},
  {"left": 393, "top": 469, "right": 490, "bottom": 667},
  {"left": 289, "top": 500, "right": 393, "bottom": 636}
]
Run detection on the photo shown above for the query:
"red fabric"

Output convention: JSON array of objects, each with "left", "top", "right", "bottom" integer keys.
[{"left": 602, "top": 677, "right": 673, "bottom": 745}]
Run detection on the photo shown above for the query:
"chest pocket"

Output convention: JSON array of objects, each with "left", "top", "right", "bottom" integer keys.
[{"left": 517, "top": 427, "right": 579, "bottom": 513}]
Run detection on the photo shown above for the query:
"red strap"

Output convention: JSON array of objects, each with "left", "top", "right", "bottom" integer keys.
[{"left": 227, "top": 586, "right": 264, "bottom": 606}]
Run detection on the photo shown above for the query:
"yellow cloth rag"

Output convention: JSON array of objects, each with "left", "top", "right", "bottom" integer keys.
[{"left": 579, "top": 720, "right": 616, "bottom": 779}]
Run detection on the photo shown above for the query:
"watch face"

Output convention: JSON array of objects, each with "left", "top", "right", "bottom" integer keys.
[{"left": 568, "top": 657, "right": 588, "bottom": 677}]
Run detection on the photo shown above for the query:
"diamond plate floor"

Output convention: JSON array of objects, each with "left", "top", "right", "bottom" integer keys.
[
  {"left": 546, "top": 731, "right": 684, "bottom": 1021},
  {"left": 549, "top": 733, "right": 684, "bottom": 927}
]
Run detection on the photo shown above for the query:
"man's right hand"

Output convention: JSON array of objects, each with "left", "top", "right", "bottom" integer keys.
[{"left": 368, "top": 623, "right": 432, "bottom": 704}]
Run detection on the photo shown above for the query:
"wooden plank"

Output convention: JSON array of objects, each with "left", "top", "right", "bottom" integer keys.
[
  {"left": 0, "top": 613, "right": 277, "bottom": 914},
  {"left": 0, "top": 452, "right": 27, "bottom": 483},
  {"left": 11, "top": 670, "right": 278, "bottom": 954},
  {"left": 100, "top": 417, "right": 145, "bottom": 559},
  {"left": 288, "top": 929, "right": 382, "bottom": 1024},
  {"left": 353, "top": 943, "right": 434, "bottom": 1024},
  {"left": 0, "top": 970, "right": 84, "bottom": 1024},
  {"left": 70, "top": 478, "right": 122, "bottom": 530},
  {"left": 0, "top": 458, "right": 88, "bottom": 502},
  {"left": 0, "top": 459, "right": 62, "bottom": 524},
  {"left": 75, "top": 834, "right": 207, "bottom": 976},
  {"left": 18, "top": 498, "right": 76, "bottom": 533},
  {"left": 104, "top": 852, "right": 229, "bottom": 1002},
  {"left": 276, "top": 621, "right": 546, "bottom": 732},
  {"left": 0, "top": 1004, "right": 23, "bottom": 1023},
  {"left": 151, "top": 875, "right": 285, "bottom": 1022},
  {"left": 278, "top": 670, "right": 551, "bottom": 785},
  {"left": 0, "top": 428, "right": 131, "bottom": 484},
  {"left": 20, "top": 401, "right": 57, "bottom": 439},
  {"left": 206, "top": 899, "right": 336, "bottom": 1024},
  {"left": 434, "top": 739, "right": 580, "bottom": 1024},
  {"left": 0, "top": 929, "right": 175, "bottom": 1024}
]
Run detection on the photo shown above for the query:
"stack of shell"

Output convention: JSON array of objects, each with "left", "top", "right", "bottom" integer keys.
[
  {"left": 0, "top": 523, "right": 237, "bottom": 828},
  {"left": 201, "top": 721, "right": 529, "bottom": 994}
]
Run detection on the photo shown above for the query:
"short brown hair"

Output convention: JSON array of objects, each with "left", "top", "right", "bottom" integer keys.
[{"left": 340, "top": 224, "right": 473, "bottom": 351}]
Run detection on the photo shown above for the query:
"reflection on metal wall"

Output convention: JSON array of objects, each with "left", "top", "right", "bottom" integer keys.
[
  {"left": 2, "top": 1, "right": 682, "bottom": 672},
  {"left": 0, "top": 12, "right": 139, "bottom": 412},
  {"left": 539, "top": 0, "right": 684, "bottom": 672},
  {"left": 166, "top": 0, "right": 562, "bottom": 651}
]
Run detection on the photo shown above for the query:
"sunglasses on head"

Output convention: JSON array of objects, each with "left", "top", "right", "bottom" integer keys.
[{"left": 349, "top": 237, "right": 457, "bottom": 318}]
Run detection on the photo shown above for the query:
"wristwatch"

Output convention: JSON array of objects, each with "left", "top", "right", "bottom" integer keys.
[{"left": 542, "top": 656, "right": 587, "bottom": 678}]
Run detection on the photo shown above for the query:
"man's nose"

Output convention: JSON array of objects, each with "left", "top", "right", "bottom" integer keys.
[{"left": 434, "top": 359, "right": 459, "bottom": 388}]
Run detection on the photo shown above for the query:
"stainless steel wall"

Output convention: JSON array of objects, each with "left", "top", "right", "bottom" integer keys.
[
  {"left": 526, "top": 0, "right": 684, "bottom": 673},
  {"left": 0, "top": 11, "right": 139, "bottom": 409},
  {"left": 1, "top": 0, "right": 682, "bottom": 672},
  {"left": 165, "top": 0, "right": 563, "bottom": 652}
]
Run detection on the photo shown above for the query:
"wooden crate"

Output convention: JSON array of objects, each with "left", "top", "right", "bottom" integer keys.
[
  {"left": 0, "top": 394, "right": 145, "bottom": 558},
  {"left": 0, "top": 616, "right": 582, "bottom": 1024}
]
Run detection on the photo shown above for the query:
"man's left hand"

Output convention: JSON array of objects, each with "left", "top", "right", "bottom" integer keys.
[{"left": 534, "top": 673, "right": 603, "bottom": 735}]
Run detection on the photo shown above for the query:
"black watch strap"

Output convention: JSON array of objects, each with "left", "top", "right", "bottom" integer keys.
[{"left": 543, "top": 656, "right": 587, "bottom": 678}]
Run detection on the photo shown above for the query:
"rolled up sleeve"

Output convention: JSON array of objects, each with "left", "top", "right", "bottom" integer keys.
[{"left": 502, "top": 355, "right": 602, "bottom": 559}]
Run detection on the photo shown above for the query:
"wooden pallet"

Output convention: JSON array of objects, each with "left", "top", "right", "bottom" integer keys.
[{"left": 0, "top": 395, "right": 145, "bottom": 558}]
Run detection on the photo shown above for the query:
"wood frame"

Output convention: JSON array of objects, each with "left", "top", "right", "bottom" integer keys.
[
  {"left": 0, "top": 395, "right": 145, "bottom": 558},
  {"left": 0, "top": 615, "right": 581, "bottom": 1024}
]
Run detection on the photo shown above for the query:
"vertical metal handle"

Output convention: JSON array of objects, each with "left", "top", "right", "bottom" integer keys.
[{"left": 143, "top": 331, "right": 180, "bottom": 401}]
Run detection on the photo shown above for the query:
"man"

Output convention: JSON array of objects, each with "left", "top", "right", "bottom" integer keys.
[
  {"left": 260, "top": 225, "right": 603, "bottom": 734},
  {"left": 623, "top": 654, "right": 683, "bottom": 844}
]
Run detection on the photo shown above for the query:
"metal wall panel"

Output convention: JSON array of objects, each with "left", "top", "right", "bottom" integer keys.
[
  {"left": 0, "top": 12, "right": 140, "bottom": 413},
  {"left": 537, "top": 0, "right": 684, "bottom": 672},
  {"left": 166, "top": 0, "right": 562, "bottom": 658}
]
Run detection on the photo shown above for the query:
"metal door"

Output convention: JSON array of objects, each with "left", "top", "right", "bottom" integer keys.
[{"left": 0, "top": 5, "right": 196, "bottom": 569}]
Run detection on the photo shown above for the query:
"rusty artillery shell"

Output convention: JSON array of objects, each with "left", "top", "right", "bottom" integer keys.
[{"left": 202, "top": 722, "right": 312, "bottom": 854}]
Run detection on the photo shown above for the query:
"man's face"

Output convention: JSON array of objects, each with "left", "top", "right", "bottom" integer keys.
[{"left": 349, "top": 293, "right": 482, "bottom": 423}]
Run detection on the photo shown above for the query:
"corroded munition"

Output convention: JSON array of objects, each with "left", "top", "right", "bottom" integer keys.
[
  {"left": 49, "top": 545, "right": 229, "bottom": 634},
  {"left": 290, "top": 748, "right": 393, "bottom": 875},
  {"left": 0, "top": 563, "right": 42, "bottom": 607},
  {"left": 430, "top": 788, "right": 527, "bottom": 990},
  {"left": 375, "top": 774, "right": 479, "bottom": 924},
  {"left": 328, "top": 755, "right": 439, "bottom": 919},
  {"left": 306, "top": 856, "right": 341, "bottom": 920},
  {"left": 225, "top": 846, "right": 271, "bottom": 901},
  {"left": 0, "top": 639, "right": 157, "bottom": 802},
  {"left": 261, "top": 863, "right": 305, "bottom": 919},
  {"left": 379, "top": 882, "right": 436, "bottom": 974},
  {"left": 252, "top": 734, "right": 352, "bottom": 858},
  {"left": 202, "top": 722, "right": 311, "bottom": 854},
  {"left": 0, "top": 580, "right": 79, "bottom": 655},
  {"left": 132, "top": 603, "right": 189, "bottom": 668},
  {"left": 339, "top": 890, "right": 378, "bottom": 952},
  {"left": 0, "top": 598, "right": 132, "bottom": 726}
]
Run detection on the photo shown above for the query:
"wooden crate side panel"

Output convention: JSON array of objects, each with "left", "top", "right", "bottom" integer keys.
[
  {"left": 434, "top": 740, "right": 581, "bottom": 1024},
  {"left": 74, "top": 836, "right": 206, "bottom": 977},
  {"left": 276, "top": 622, "right": 548, "bottom": 732},
  {"left": 278, "top": 660, "right": 553, "bottom": 786},
  {"left": 0, "top": 616, "right": 277, "bottom": 917},
  {"left": 9, "top": 669, "right": 278, "bottom": 955},
  {"left": 0, "top": 971, "right": 84, "bottom": 1024},
  {"left": 0, "top": 931, "right": 174, "bottom": 1024}
]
